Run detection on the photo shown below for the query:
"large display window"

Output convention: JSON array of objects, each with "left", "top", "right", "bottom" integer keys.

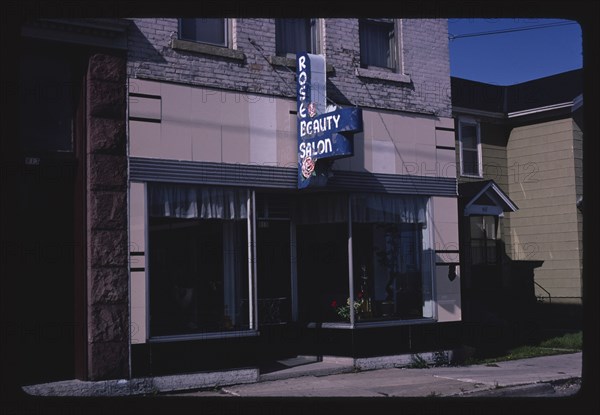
[
  {"left": 146, "top": 184, "right": 435, "bottom": 338},
  {"left": 148, "top": 184, "right": 254, "bottom": 337}
]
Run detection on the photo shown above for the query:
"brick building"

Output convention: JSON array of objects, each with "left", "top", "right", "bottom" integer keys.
[{"left": 13, "top": 18, "right": 463, "bottom": 384}]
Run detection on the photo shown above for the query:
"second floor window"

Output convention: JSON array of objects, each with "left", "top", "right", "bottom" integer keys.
[
  {"left": 459, "top": 119, "right": 482, "bottom": 177},
  {"left": 275, "top": 18, "right": 319, "bottom": 57},
  {"left": 179, "top": 18, "right": 228, "bottom": 47},
  {"left": 359, "top": 19, "right": 397, "bottom": 70}
]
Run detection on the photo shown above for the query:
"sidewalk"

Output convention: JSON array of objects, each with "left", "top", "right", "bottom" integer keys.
[
  {"left": 171, "top": 352, "right": 582, "bottom": 398},
  {"left": 21, "top": 352, "right": 582, "bottom": 398}
]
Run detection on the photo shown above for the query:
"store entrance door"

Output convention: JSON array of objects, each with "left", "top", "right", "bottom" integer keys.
[
  {"left": 257, "top": 220, "right": 292, "bottom": 325},
  {"left": 256, "top": 219, "right": 296, "bottom": 358}
]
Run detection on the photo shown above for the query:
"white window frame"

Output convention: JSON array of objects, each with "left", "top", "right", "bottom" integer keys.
[
  {"left": 359, "top": 18, "right": 401, "bottom": 72},
  {"left": 458, "top": 118, "right": 483, "bottom": 178},
  {"left": 178, "top": 18, "right": 231, "bottom": 48}
]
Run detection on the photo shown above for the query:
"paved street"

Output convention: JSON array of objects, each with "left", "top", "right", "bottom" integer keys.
[{"left": 172, "top": 352, "right": 582, "bottom": 398}]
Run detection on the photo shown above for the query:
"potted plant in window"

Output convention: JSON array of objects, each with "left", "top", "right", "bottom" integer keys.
[
  {"left": 358, "top": 265, "right": 372, "bottom": 319},
  {"left": 330, "top": 293, "right": 365, "bottom": 322},
  {"left": 376, "top": 224, "right": 402, "bottom": 317}
]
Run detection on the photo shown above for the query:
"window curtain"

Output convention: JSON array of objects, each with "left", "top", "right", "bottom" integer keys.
[
  {"left": 294, "top": 193, "right": 427, "bottom": 226},
  {"left": 223, "top": 221, "right": 246, "bottom": 325},
  {"left": 276, "top": 18, "right": 310, "bottom": 55},
  {"left": 294, "top": 193, "right": 348, "bottom": 224},
  {"left": 360, "top": 20, "right": 394, "bottom": 69},
  {"left": 351, "top": 194, "right": 427, "bottom": 225},
  {"left": 149, "top": 183, "right": 248, "bottom": 220}
]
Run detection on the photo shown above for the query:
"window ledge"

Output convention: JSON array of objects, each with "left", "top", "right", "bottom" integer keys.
[
  {"left": 307, "top": 318, "right": 436, "bottom": 330},
  {"left": 268, "top": 55, "right": 334, "bottom": 73},
  {"left": 171, "top": 38, "right": 245, "bottom": 61},
  {"left": 355, "top": 67, "right": 411, "bottom": 84},
  {"left": 149, "top": 330, "right": 259, "bottom": 342}
]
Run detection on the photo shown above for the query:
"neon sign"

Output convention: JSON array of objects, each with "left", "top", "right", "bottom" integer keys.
[{"left": 297, "top": 53, "right": 363, "bottom": 188}]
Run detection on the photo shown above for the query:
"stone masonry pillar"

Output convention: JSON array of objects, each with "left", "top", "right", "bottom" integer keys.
[{"left": 86, "top": 53, "right": 128, "bottom": 380}]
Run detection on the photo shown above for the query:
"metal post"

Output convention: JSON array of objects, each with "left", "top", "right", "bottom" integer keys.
[
  {"left": 247, "top": 190, "right": 254, "bottom": 329},
  {"left": 290, "top": 221, "right": 298, "bottom": 322},
  {"left": 252, "top": 190, "right": 258, "bottom": 329},
  {"left": 348, "top": 196, "right": 355, "bottom": 327}
]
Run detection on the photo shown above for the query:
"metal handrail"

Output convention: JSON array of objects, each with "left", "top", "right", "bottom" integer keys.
[{"left": 534, "top": 281, "right": 552, "bottom": 304}]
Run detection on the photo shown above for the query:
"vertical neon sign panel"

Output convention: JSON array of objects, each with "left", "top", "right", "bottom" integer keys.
[{"left": 297, "top": 53, "right": 363, "bottom": 189}]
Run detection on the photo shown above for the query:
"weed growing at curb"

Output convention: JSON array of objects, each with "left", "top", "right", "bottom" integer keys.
[{"left": 408, "top": 354, "right": 428, "bottom": 368}]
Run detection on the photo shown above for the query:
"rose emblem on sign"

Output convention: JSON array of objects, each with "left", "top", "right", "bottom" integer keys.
[
  {"left": 301, "top": 156, "right": 315, "bottom": 179},
  {"left": 307, "top": 102, "right": 317, "bottom": 118}
]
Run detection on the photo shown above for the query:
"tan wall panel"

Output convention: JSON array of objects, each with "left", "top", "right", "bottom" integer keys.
[
  {"left": 436, "top": 148, "right": 456, "bottom": 178},
  {"left": 369, "top": 110, "right": 395, "bottom": 141},
  {"left": 222, "top": 125, "right": 250, "bottom": 164},
  {"left": 129, "top": 182, "right": 146, "bottom": 253},
  {"left": 437, "top": 300, "right": 462, "bottom": 322},
  {"left": 432, "top": 220, "right": 459, "bottom": 251},
  {"left": 130, "top": 271, "right": 147, "bottom": 344},
  {"left": 394, "top": 142, "right": 418, "bottom": 174},
  {"left": 191, "top": 87, "right": 225, "bottom": 125},
  {"left": 435, "top": 116, "right": 454, "bottom": 130},
  {"left": 371, "top": 140, "right": 396, "bottom": 174},
  {"left": 129, "top": 181, "right": 147, "bottom": 344},
  {"left": 192, "top": 125, "right": 222, "bottom": 163},
  {"left": 129, "top": 96, "right": 161, "bottom": 121},
  {"left": 160, "top": 82, "right": 191, "bottom": 123},
  {"left": 129, "top": 78, "right": 161, "bottom": 96},
  {"left": 358, "top": 134, "right": 372, "bottom": 171},
  {"left": 435, "top": 265, "right": 461, "bottom": 322},
  {"left": 276, "top": 100, "right": 297, "bottom": 168},
  {"left": 414, "top": 116, "right": 436, "bottom": 147},
  {"left": 435, "top": 128, "right": 455, "bottom": 148},
  {"left": 160, "top": 121, "right": 192, "bottom": 161},
  {"left": 128, "top": 80, "right": 448, "bottom": 178},
  {"left": 249, "top": 97, "right": 277, "bottom": 165},
  {"left": 415, "top": 143, "right": 438, "bottom": 177},
  {"left": 129, "top": 120, "right": 161, "bottom": 158},
  {"left": 432, "top": 196, "right": 459, "bottom": 225}
]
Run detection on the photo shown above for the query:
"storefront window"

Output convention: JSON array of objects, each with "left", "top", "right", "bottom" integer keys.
[
  {"left": 148, "top": 184, "right": 251, "bottom": 336},
  {"left": 294, "top": 193, "right": 433, "bottom": 325},
  {"left": 295, "top": 193, "right": 349, "bottom": 323},
  {"left": 146, "top": 186, "right": 435, "bottom": 334},
  {"left": 351, "top": 194, "right": 431, "bottom": 322}
]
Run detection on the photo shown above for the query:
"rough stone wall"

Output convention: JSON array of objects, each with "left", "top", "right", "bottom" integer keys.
[
  {"left": 127, "top": 18, "right": 451, "bottom": 117},
  {"left": 86, "top": 53, "right": 129, "bottom": 380}
]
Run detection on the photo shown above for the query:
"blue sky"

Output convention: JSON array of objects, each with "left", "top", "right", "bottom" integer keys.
[{"left": 448, "top": 18, "right": 583, "bottom": 85}]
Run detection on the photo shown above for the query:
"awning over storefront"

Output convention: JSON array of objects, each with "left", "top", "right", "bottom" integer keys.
[{"left": 459, "top": 180, "right": 518, "bottom": 216}]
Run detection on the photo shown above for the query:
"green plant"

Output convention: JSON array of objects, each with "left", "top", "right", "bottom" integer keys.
[
  {"left": 539, "top": 331, "right": 582, "bottom": 350},
  {"left": 432, "top": 351, "right": 450, "bottom": 367},
  {"left": 408, "top": 354, "right": 428, "bottom": 368},
  {"left": 330, "top": 293, "right": 365, "bottom": 321}
]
